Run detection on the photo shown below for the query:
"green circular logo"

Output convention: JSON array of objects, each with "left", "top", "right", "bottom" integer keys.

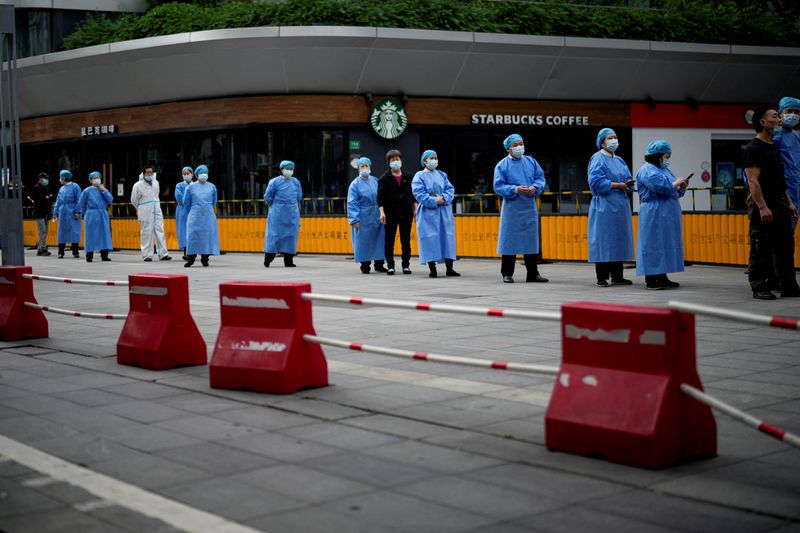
[{"left": 370, "top": 99, "right": 408, "bottom": 139}]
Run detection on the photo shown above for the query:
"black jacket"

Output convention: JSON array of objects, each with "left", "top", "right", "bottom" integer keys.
[
  {"left": 31, "top": 182, "right": 53, "bottom": 219},
  {"left": 377, "top": 170, "right": 415, "bottom": 218}
]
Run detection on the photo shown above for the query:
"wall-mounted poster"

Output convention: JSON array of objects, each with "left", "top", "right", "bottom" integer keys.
[{"left": 716, "top": 162, "right": 735, "bottom": 189}]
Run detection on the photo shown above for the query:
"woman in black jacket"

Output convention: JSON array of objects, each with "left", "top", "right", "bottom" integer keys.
[{"left": 378, "top": 149, "right": 417, "bottom": 275}]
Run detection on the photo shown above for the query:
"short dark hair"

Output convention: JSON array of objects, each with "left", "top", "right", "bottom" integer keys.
[
  {"left": 37, "top": 172, "right": 49, "bottom": 180},
  {"left": 752, "top": 103, "right": 774, "bottom": 133},
  {"left": 644, "top": 153, "right": 662, "bottom": 166},
  {"left": 142, "top": 165, "right": 155, "bottom": 173},
  {"left": 386, "top": 149, "right": 402, "bottom": 163}
]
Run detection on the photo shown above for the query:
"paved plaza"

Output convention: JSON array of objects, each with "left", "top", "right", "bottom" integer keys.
[{"left": 1, "top": 250, "right": 798, "bottom": 532}]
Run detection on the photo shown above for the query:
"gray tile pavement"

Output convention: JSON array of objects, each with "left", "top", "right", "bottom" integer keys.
[{"left": 0, "top": 250, "right": 797, "bottom": 531}]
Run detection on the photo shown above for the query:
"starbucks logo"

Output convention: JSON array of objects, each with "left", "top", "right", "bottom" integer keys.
[{"left": 370, "top": 99, "right": 408, "bottom": 139}]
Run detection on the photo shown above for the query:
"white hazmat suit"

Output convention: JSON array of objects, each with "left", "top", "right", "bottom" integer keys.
[{"left": 131, "top": 176, "right": 171, "bottom": 260}]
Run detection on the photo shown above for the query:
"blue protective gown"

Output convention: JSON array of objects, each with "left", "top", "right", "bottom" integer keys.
[
  {"left": 493, "top": 155, "right": 546, "bottom": 255},
  {"left": 587, "top": 151, "right": 635, "bottom": 262},
  {"left": 78, "top": 186, "right": 113, "bottom": 252},
  {"left": 635, "top": 163, "right": 685, "bottom": 276},
  {"left": 775, "top": 128, "right": 800, "bottom": 229},
  {"left": 264, "top": 176, "right": 302, "bottom": 254},
  {"left": 347, "top": 175, "right": 385, "bottom": 262},
  {"left": 175, "top": 181, "right": 189, "bottom": 249},
  {"left": 184, "top": 182, "right": 219, "bottom": 255},
  {"left": 52, "top": 182, "right": 82, "bottom": 244},
  {"left": 412, "top": 169, "right": 457, "bottom": 264}
]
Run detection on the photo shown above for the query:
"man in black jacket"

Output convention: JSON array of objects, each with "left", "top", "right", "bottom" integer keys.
[
  {"left": 30, "top": 172, "right": 53, "bottom": 256},
  {"left": 378, "top": 149, "right": 417, "bottom": 275}
]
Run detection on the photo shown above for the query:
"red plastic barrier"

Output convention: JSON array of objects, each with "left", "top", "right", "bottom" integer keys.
[
  {"left": 116, "top": 274, "right": 206, "bottom": 370},
  {"left": 0, "top": 266, "right": 48, "bottom": 341},
  {"left": 545, "top": 302, "right": 717, "bottom": 469},
  {"left": 210, "top": 282, "right": 328, "bottom": 394}
]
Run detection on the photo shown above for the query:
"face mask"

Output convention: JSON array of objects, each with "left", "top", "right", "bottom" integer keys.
[
  {"left": 198, "top": 173, "right": 209, "bottom": 182},
  {"left": 661, "top": 159, "right": 670, "bottom": 169},
  {"left": 389, "top": 161, "right": 402, "bottom": 171},
  {"left": 59, "top": 178, "right": 65, "bottom": 184},
  {"left": 770, "top": 125, "right": 782, "bottom": 136},
  {"left": 42, "top": 179, "right": 49, "bottom": 186},
  {"left": 511, "top": 146, "right": 525, "bottom": 158},
  {"left": 281, "top": 169, "right": 294, "bottom": 178},
  {"left": 144, "top": 174, "right": 154, "bottom": 182},
  {"left": 92, "top": 179, "right": 102, "bottom": 187},
  {"left": 782, "top": 113, "right": 799, "bottom": 128},
  {"left": 183, "top": 174, "right": 192, "bottom": 182},
  {"left": 359, "top": 168, "right": 370, "bottom": 178},
  {"left": 426, "top": 160, "right": 438, "bottom": 171},
  {"left": 604, "top": 139, "right": 619, "bottom": 152}
]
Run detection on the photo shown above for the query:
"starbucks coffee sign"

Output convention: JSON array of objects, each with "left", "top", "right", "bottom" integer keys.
[{"left": 370, "top": 99, "right": 408, "bottom": 139}]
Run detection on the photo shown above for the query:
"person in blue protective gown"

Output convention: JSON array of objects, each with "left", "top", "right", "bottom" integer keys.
[
  {"left": 78, "top": 171, "right": 113, "bottom": 262},
  {"left": 634, "top": 140, "right": 689, "bottom": 290},
  {"left": 183, "top": 164, "right": 219, "bottom": 267},
  {"left": 493, "top": 133, "right": 549, "bottom": 284},
  {"left": 264, "top": 160, "right": 302, "bottom": 268},
  {"left": 52, "top": 169, "right": 82, "bottom": 258},
  {"left": 412, "top": 150, "right": 459, "bottom": 278},
  {"left": 175, "top": 166, "right": 193, "bottom": 260},
  {"left": 587, "top": 128, "right": 635, "bottom": 287},
  {"left": 347, "top": 157, "right": 386, "bottom": 274},
  {"left": 774, "top": 96, "right": 800, "bottom": 232}
]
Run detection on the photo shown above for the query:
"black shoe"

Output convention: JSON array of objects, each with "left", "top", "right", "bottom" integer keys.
[
  {"left": 611, "top": 278, "right": 632, "bottom": 285},
  {"left": 646, "top": 283, "right": 665, "bottom": 290},
  {"left": 527, "top": 274, "right": 549, "bottom": 283},
  {"left": 161, "top": 256, "right": 172, "bottom": 261},
  {"left": 72, "top": 254, "right": 80, "bottom": 258},
  {"left": 780, "top": 287, "right": 800, "bottom": 297},
  {"left": 285, "top": 263, "right": 296, "bottom": 268},
  {"left": 387, "top": 268, "right": 395, "bottom": 276},
  {"left": 43, "top": 251, "right": 51, "bottom": 256},
  {"left": 402, "top": 267, "right": 412, "bottom": 275},
  {"left": 201, "top": 259, "right": 209, "bottom": 267},
  {"left": 36, "top": 250, "right": 45, "bottom": 256},
  {"left": 753, "top": 290, "right": 777, "bottom": 300},
  {"left": 101, "top": 257, "right": 111, "bottom": 262},
  {"left": 503, "top": 276, "right": 514, "bottom": 283},
  {"left": 662, "top": 277, "right": 680, "bottom": 288},
  {"left": 446, "top": 269, "right": 460, "bottom": 277},
  {"left": 144, "top": 258, "right": 152, "bottom": 262},
  {"left": 374, "top": 265, "right": 388, "bottom": 273},
  {"left": 361, "top": 268, "right": 370, "bottom": 274},
  {"left": 57, "top": 253, "right": 64, "bottom": 259},
  {"left": 429, "top": 270, "right": 437, "bottom": 278},
  {"left": 86, "top": 256, "right": 92, "bottom": 263},
  {"left": 597, "top": 279, "right": 609, "bottom": 287}
]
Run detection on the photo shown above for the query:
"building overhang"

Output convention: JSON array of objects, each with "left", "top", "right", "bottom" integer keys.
[{"left": 15, "top": 26, "right": 800, "bottom": 119}]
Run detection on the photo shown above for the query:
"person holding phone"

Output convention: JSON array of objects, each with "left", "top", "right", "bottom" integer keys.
[
  {"left": 634, "top": 140, "right": 689, "bottom": 290},
  {"left": 587, "top": 128, "right": 635, "bottom": 287}
]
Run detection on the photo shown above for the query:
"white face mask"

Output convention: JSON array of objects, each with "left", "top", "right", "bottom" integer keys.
[
  {"left": 281, "top": 169, "right": 294, "bottom": 178},
  {"left": 389, "top": 161, "right": 402, "bottom": 171},
  {"left": 604, "top": 139, "right": 619, "bottom": 152},
  {"left": 359, "top": 168, "right": 370, "bottom": 178},
  {"left": 198, "top": 173, "right": 209, "bottom": 182},
  {"left": 782, "top": 113, "right": 800, "bottom": 128},
  {"left": 182, "top": 174, "right": 192, "bottom": 182},
  {"left": 425, "top": 160, "right": 438, "bottom": 170},
  {"left": 91, "top": 179, "right": 102, "bottom": 187},
  {"left": 144, "top": 174, "right": 154, "bottom": 182},
  {"left": 510, "top": 145, "right": 525, "bottom": 158}
]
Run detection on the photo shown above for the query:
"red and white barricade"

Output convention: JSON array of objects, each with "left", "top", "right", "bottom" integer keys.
[{"left": 0, "top": 266, "right": 48, "bottom": 341}]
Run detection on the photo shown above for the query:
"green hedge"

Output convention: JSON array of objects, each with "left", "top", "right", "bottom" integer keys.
[{"left": 62, "top": 0, "right": 800, "bottom": 50}]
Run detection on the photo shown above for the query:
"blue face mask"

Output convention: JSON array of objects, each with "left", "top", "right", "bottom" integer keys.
[
  {"left": 183, "top": 174, "right": 192, "bottom": 182},
  {"left": 42, "top": 179, "right": 49, "bottom": 186},
  {"left": 426, "top": 160, "right": 438, "bottom": 171},
  {"left": 389, "top": 161, "right": 402, "bottom": 171},
  {"left": 511, "top": 145, "right": 525, "bottom": 158},
  {"left": 359, "top": 168, "right": 370, "bottom": 178},
  {"left": 782, "top": 113, "right": 799, "bottom": 128},
  {"left": 604, "top": 139, "right": 619, "bottom": 152},
  {"left": 662, "top": 159, "right": 670, "bottom": 169}
]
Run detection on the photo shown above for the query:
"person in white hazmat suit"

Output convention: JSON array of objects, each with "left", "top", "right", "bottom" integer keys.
[{"left": 130, "top": 165, "right": 172, "bottom": 262}]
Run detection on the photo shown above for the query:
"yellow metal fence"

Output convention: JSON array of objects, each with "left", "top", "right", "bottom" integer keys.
[{"left": 23, "top": 213, "right": 800, "bottom": 268}]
